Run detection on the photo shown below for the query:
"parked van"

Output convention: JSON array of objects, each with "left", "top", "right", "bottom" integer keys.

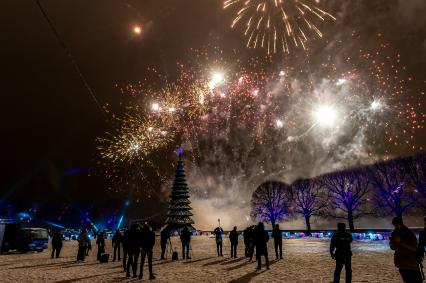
[{"left": 0, "top": 222, "right": 48, "bottom": 253}]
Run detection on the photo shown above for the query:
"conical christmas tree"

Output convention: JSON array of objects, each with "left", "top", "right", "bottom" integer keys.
[{"left": 165, "top": 147, "right": 195, "bottom": 231}]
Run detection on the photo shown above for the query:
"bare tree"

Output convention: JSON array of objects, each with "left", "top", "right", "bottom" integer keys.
[
  {"left": 320, "top": 169, "right": 371, "bottom": 232},
  {"left": 403, "top": 154, "right": 426, "bottom": 210},
  {"left": 291, "top": 178, "right": 327, "bottom": 235},
  {"left": 370, "top": 158, "right": 416, "bottom": 219},
  {"left": 251, "top": 181, "right": 292, "bottom": 228}
]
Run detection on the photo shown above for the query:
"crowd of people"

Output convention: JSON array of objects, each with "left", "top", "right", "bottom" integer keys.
[{"left": 47, "top": 217, "right": 426, "bottom": 282}]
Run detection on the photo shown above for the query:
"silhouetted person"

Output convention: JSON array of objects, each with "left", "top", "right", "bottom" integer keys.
[
  {"left": 243, "top": 226, "right": 250, "bottom": 257},
  {"left": 96, "top": 231, "right": 106, "bottom": 261},
  {"left": 272, "top": 224, "right": 283, "bottom": 260},
  {"left": 77, "top": 229, "right": 90, "bottom": 261},
  {"left": 330, "top": 223, "right": 353, "bottom": 283},
  {"left": 390, "top": 217, "right": 422, "bottom": 283},
  {"left": 417, "top": 217, "right": 426, "bottom": 263},
  {"left": 122, "top": 229, "right": 129, "bottom": 272},
  {"left": 214, "top": 226, "right": 224, "bottom": 256},
  {"left": 160, "top": 227, "right": 170, "bottom": 260},
  {"left": 126, "top": 224, "right": 141, "bottom": 278},
  {"left": 139, "top": 224, "right": 156, "bottom": 280},
  {"left": 51, "top": 230, "right": 63, "bottom": 259},
  {"left": 255, "top": 222, "right": 269, "bottom": 270},
  {"left": 248, "top": 225, "right": 256, "bottom": 262},
  {"left": 85, "top": 240, "right": 91, "bottom": 256},
  {"left": 180, "top": 226, "right": 191, "bottom": 259},
  {"left": 229, "top": 226, "right": 239, "bottom": 258},
  {"left": 112, "top": 229, "right": 122, "bottom": 262}
]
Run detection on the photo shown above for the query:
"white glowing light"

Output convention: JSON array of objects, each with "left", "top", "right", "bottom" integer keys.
[
  {"left": 129, "top": 143, "right": 140, "bottom": 151},
  {"left": 370, "top": 100, "right": 382, "bottom": 111},
  {"left": 209, "top": 72, "right": 225, "bottom": 89},
  {"left": 147, "top": 127, "right": 154, "bottom": 132},
  {"left": 279, "top": 70, "right": 285, "bottom": 77},
  {"left": 151, "top": 103, "right": 160, "bottom": 111},
  {"left": 336, "top": 78, "right": 347, "bottom": 86},
  {"left": 275, "top": 119, "right": 284, "bottom": 128},
  {"left": 199, "top": 94, "right": 205, "bottom": 105},
  {"left": 168, "top": 107, "right": 176, "bottom": 113},
  {"left": 252, "top": 89, "right": 259, "bottom": 96},
  {"left": 219, "top": 92, "right": 226, "bottom": 98},
  {"left": 133, "top": 26, "right": 142, "bottom": 35},
  {"left": 314, "top": 105, "right": 338, "bottom": 127}
]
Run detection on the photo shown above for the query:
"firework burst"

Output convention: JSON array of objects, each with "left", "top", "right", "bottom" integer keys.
[
  {"left": 97, "top": 45, "right": 424, "bottom": 198},
  {"left": 224, "top": 0, "right": 336, "bottom": 54}
]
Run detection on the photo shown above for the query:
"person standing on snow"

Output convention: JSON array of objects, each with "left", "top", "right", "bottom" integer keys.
[
  {"left": 229, "top": 226, "right": 239, "bottom": 258},
  {"left": 330, "top": 223, "right": 353, "bottom": 283},
  {"left": 390, "top": 217, "right": 423, "bottom": 283},
  {"left": 214, "top": 226, "right": 224, "bottom": 257}
]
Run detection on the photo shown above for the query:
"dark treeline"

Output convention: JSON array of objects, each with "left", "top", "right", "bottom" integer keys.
[{"left": 251, "top": 153, "right": 426, "bottom": 233}]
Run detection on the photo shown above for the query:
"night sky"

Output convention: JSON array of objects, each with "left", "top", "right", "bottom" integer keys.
[{"left": 1, "top": 0, "right": 425, "bottom": 227}]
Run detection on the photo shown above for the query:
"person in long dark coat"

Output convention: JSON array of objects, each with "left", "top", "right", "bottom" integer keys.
[
  {"left": 126, "top": 224, "right": 141, "bottom": 278},
  {"left": 96, "top": 231, "right": 106, "bottom": 261},
  {"left": 180, "top": 226, "right": 191, "bottom": 260},
  {"left": 51, "top": 230, "right": 63, "bottom": 259},
  {"left": 214, "top": 226, "right": 224, "bottom": 257},
  {"left": 77, "top": 229, "right": 90, "bottom": 261},
  {"left": 229, "top": 226, "right": 239, "bottom": 258},
  {"left": 112, "top": 229, "right": 122, "bottom": 262},
  {"left": 122, "top": 229, "right": 129, "bottom": 272},
  {"left": 390, "top": 217, "right": 422, "bottom": 283},
  {"left": 139, "top": 224, "right": 156, "bottom": 280},
  {"left": 330, "top": 223, "right": 353, "bottom": 283},
  {"left": 160, "top": 227, "right": 170, "bottom": 260},
  {"left": 255, "top": 222, "right": 269, "bottom": 270},
  {"left": 271, "top": 224, "right": 283, "bottom": 260}
]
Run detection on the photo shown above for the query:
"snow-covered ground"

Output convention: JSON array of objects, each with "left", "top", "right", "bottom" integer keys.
[{"left": 0, "top": 236, "right": 402, "bottom": 282}]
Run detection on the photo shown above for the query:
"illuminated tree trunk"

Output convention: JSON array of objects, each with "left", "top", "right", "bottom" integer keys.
[
  {"left": 348, "top": 211, "right": 355, "bottom": 232},
  {"left": 305, "top": 215, "right": 312, "bottom": 235}
]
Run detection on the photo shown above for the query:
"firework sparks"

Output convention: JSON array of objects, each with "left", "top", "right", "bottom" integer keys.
[
  {"left": 97, "top": 45, "right": 424, "bottom": 198},
  {"left": 224, "top": 0, "right": 336, "bottom": 54}
]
